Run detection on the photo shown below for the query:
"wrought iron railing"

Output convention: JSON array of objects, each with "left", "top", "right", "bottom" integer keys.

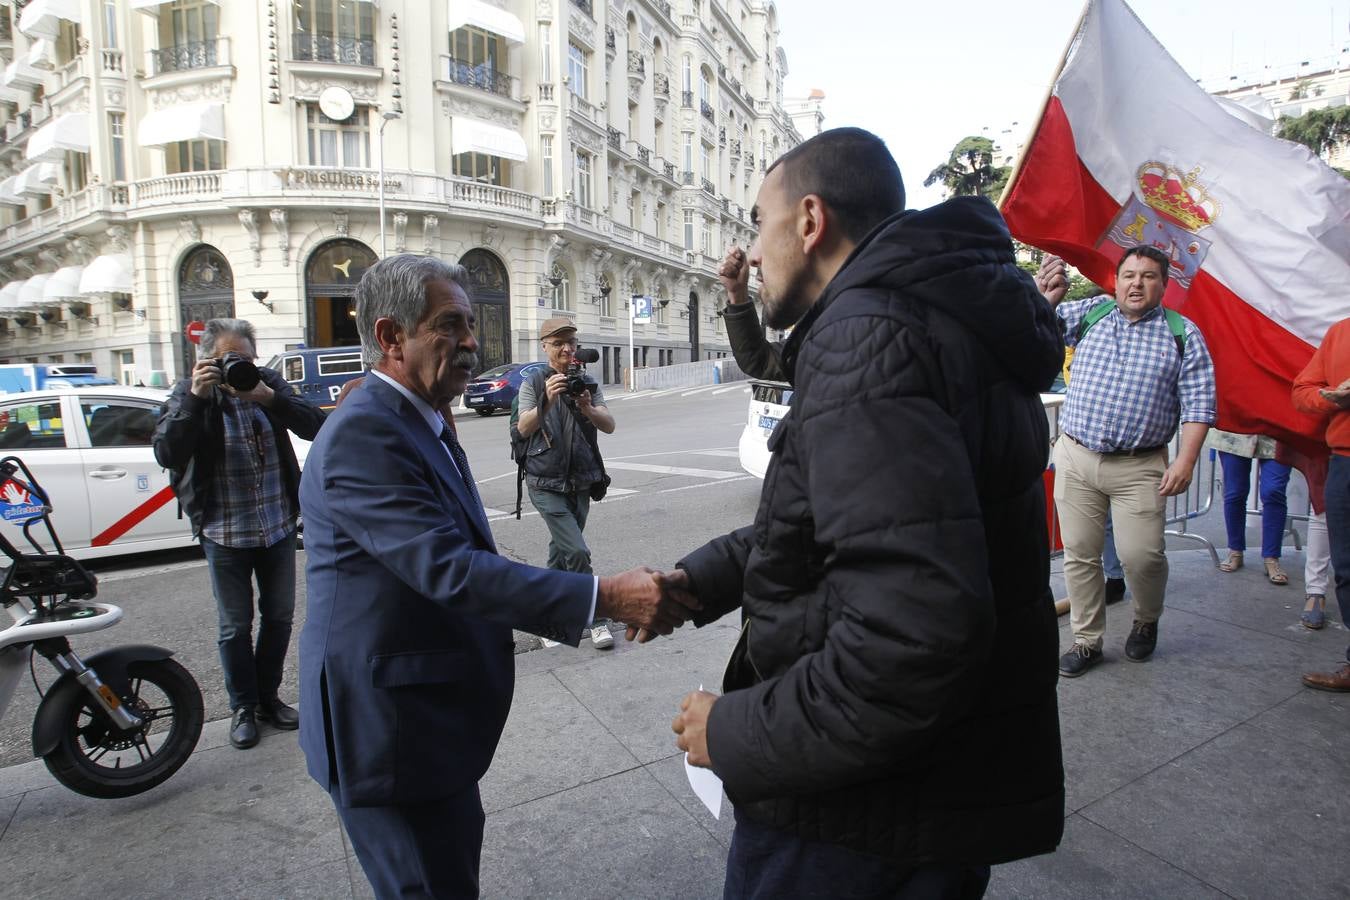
[
  {"left": 151, "top": 39, "right": 219, "bottom": 75},
  {"left": 654, "top": 72, "right": 670, "bottom": 96},
  {"left": 570, "top": 0, "right": 593, "bottom": 16},
  {"left": 701, "top": 178, "right": 716, "bottom": 195},
  {"left": 700, "top": 100, "right": 715, "bottom": 122},
  {"left": 655, "top": 0, "right": 673, "bottom": 20},
  {"left": 635, "top": 145, "right": 651, "bottom": 166},
  {"left": 607, "top": 126, "right": 623, "bottom": 151},
  {"left": 728, "top": 139, "right": 741, "bottom": 157},
  {"left": 292, "top": 33, "right": 375, "bottom": 66},
  {"left": 443, "top": 56, "right": 516, "bottom": 99},
  {"left": 663, "top": 161, "right": 677, "bottom": 180},
  {"left": 605, "top": 28, "right": 615, "bottom": 51},
  {"left": 627, "top": 50, "right": 644, "bottom": 75}
]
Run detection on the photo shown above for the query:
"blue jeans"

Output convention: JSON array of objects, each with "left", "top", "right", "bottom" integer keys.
[
  {"left": 1219, "top": 452, "right": 1291, "bottom": 559},
  {"left": 201, "top": 531, "right": 297, "bottom": 710},
  {"left": 723, "top": 812, "right": 990, "bottom": 900},
  {"left": 1325, "top": 454, "right": 1350, "bottom": 662}
]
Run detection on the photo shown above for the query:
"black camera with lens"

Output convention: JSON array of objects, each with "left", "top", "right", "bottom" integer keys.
[
  {"left": 216, "top": 351, "right": 261, "bottom": 392},
  {"left": 564, "top": 347, "right": 600, "bottom": 397}
]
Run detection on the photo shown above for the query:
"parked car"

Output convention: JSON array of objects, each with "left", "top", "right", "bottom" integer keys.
[
  {"left": 462, "top": 362, "right": 549, "bottom": 416},
  {"left": 0, "top": 387, "right": 311, "bottom": 560},
  {"left": 264, "top": 346, "right": 365, "bottom": 410}
]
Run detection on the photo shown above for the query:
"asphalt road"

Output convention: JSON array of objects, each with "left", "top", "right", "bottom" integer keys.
[{"left": 0, "top": 383, "right": 764, "bottom": 768}]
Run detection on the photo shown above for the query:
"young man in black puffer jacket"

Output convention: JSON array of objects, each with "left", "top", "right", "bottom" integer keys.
[{"left": 667, "top": 128, "right": 1066, "bottom": 899}]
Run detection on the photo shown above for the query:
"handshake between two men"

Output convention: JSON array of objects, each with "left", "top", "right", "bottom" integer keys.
[{"left": 595, "top": 566, "right": 700, "bottom": 643}]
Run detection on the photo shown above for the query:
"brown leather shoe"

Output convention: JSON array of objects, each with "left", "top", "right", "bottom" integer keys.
[{"left": 1302, "top": 663, "right": 1350, "bottom": 693}]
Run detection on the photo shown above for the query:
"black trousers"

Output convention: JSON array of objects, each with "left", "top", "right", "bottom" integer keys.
[
  {"left": 335, "top": 784, "right": 486, "bottom": 899},
  {"left": 723, "top": 812, "right": 991, "bottom": 900}
]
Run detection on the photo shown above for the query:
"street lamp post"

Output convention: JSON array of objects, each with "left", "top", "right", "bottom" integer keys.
[{"left": 377, "top": 110, "right": 401, "bottom": 257}]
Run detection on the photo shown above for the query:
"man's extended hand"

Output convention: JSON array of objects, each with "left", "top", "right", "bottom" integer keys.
[
  {"left": 597, "top": 567, "right": 701, "bottom": 641},
  {"left": 718, "top": 244, "right": 751, "bottom": 305},
  {"left": 233, "top": 379, "right": 277, "bottom": 408},
  {"left": 190, "top": 359, "right": 223, "bottom": 399},
  {"left": 626, "top": 569, "right": 701, "bottom": 642},
  {"left": 544, "top": 373, "right": 569, "bottom": 404},
  {"left": 672, "top": 690, "right": 718, "bottom": 768},
  {"left": 1158, "top": 459, "right": 1194, "bottom": 496},
  {"left": 1320, "top": 377, "right": 1350, "bottom": 408},
  {"left": 1034, "top": 254, "right": 1069, "bottom": 306}
]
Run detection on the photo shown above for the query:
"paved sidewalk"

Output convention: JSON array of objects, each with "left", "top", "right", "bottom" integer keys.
[{"left": 0, "top": 539, "right": 1346, "bottom": 898}]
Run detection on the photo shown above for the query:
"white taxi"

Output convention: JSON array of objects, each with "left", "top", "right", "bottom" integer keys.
[{"left": 0, "top": 387, "right": 310, "bottom": 560}]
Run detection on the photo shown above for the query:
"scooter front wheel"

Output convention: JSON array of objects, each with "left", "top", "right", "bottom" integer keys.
[{"left": 41, "top": 658, "right": 205, "bottom": 799}]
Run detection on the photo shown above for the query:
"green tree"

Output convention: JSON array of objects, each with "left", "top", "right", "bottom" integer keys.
[
  {"left": 924, "top": 136, "right": 1011, "bottom": 201},
  {"left": 1276, "top": 106, "right": 1350, "bottom": 173}
]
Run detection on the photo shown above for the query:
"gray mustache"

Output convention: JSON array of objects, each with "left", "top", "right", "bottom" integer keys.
[{"left": 452, "top": 350, "right": 479, "bottom": 369}]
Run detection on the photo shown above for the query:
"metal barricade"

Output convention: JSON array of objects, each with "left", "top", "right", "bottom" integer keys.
[
  {"left": 1163, "top": 437, "right": 1219, "bottom": 566},
  {"left": 1233, "top": 459, "right": 1310, "bottom": 552}
]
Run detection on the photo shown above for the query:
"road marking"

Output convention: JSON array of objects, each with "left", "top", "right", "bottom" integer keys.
[
  {"left": 488, "top": 490, "right": 639, "bottom": 521},
  {"left": 659, "top": 475, "right": 756, "bottom": 493},
  {"left": 608, "top": 446, "right": 736, "bottom": 461},
  {"left": 605, "top": 462, "right": 742, "bottom": 479},
  {"left": 712, "top": 385, "right": 750, "bottom": 395},
  {"left": 95, "top": 558, "right": 209, "bottom": 583},
  {"left": 689, "top": 449, "right": 740, "bottom": 458},
  {"left": 679, "top": 385, "right": 725, "bottom": 397},
  {"left": 481, "top": 506, "right": 513, "bottom": 518}
]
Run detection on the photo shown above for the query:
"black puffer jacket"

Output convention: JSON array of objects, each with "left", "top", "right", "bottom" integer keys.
[
  {"left": 679, "top": 197, "right": 1065, "bottom": 865},
  {"left": 152, "top": 367, "right": 327, "bottom": 537}
]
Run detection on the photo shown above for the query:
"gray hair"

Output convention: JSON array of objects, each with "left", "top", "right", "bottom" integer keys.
[
  {"left": 199, "top": 318, "right": 257, "bottom": 359},
  {"left": 356, "top": 255, "right": 473, "bottom": 366}
]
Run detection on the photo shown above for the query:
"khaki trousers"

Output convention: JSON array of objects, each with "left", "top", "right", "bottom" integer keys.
[{"left": 1053, "top": 437, "right": 1169, "bottom": 648}]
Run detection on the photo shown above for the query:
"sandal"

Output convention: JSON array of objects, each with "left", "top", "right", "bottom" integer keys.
[
  {"left": 1263, "top": 558, "right": 1289, "bottom": 585},
  {"left": 1301, "top": 594, "right": 1326, "bottom": 630},
  {"left": 1218, "top": 551, "right": 1243, "bottom": 573}
]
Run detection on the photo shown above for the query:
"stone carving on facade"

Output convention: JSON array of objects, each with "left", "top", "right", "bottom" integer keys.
[
  {"left": 540, "top": 111, "right": 555, "bottom": 130},
  {"left": 11, "top": 257, "right": 34, "bottom": 277},
  {"left": 568, "top": 12, "right": 596, "bottom": 49},
  {"left": 104, "top": 88, "right": 125, "bottom": 109},
  {"left": 105, "top": 225, "right": 129, "bottom": 253},
  {"left": 478, "top": 223, "right": 502, "bottom": 251},
  {"left": 422, "top": 215, "right": 440, "bottom": 255},
  {"left": 620, "top": 258, "right": 643, "bottom": 297},
  {"left": 178, "top": 217, "right": 202, "bottom": 245},
  {"left": 238, "top": 210, "right": 262, "bottom": 266},
  {"left": 66, "top": 236, "right": 94, "bottom": 264},
  {"left": 332, "top": 210, "right": 349, "bottom": 237},
  {"left": 392, "top": 212, "right": 408, "bottom": 253},
  {"left": 567, "top": 124, "right": 602, "bottom": 154},
  {"left": 37, "top": 247, "right": 63, "bottom": 272},
  {"left": 442, "top": 95, "right": 520, "bottom": 129},
  {"left": 537, "top": 0, "right": 553, "bottom": 18},
  {"left": 270, "top": 209, "right": 290, "bottom": 266},
  {"left": 150, "top": 80, "right": 232, "bottom": 109},
  {"left": 291, "top": 77, "right": 378, "bottom": 103}
]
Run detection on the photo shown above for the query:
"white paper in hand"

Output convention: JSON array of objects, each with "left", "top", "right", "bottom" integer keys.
[{"left": 683, "top": 685, "right": 723, "bottom": 818}]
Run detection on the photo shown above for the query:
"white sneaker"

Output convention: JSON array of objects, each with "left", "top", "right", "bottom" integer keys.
[
  {"left": 540, "top": 637, "right": 561, "bottom": 648},
  {"left": 590, "top": 624, "right": 615, "bottom": 649}
]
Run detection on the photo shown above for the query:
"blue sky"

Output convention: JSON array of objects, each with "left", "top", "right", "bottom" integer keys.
[{"left": 772, "top": 0, "right": 1350, "bottom": 208}]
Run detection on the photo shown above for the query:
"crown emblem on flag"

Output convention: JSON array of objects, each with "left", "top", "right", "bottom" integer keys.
[{"left": 1136, "top": 162, "right": 1220, "bottom": 231}]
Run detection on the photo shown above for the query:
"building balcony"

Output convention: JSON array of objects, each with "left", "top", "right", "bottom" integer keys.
[
  {"left": 606, "top": 126, "right": 624, "bottom": 152},
  {"left": 570, "top": 0, "right": 594, "bottom": 17},
  {"left": 653, "top": 0, "right": 673, "bottom": 21},
  {"left": 654, "top": 72, "right": 670, "bottom": 98},
  {"left": 148, "top": 38, "right": 224, "bottom": 76},
  {"left": 605, "top": 28, "right": 615, "bottom": 53},
  {"left": 700, "top": 100, "right": 715, "bottom": 122},
  {"left": 701, "top": 178, "right": 716, "bottom": 195},
  {"left": 627, "top": 51, "right": 645, "bottom": 79},
  {"left": 291, "top": 33, "right": 375, "bottom": 67},
  {"left": 539, "top": 83, "right": 555, "bottom": 101},
  {"left": 568, "top": 90, "right": 601, "bottom": 126},
  {"left": 728, "top": 139, "right": 741, "bottom": 158},
  {"left": 633, "top": 143, "right": 651, "bottom": 167},
  {"left": 440, "top": 55, "right": 518, "bottom": 101}
]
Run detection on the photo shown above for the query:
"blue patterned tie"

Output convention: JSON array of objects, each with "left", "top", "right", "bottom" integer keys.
[{"left": 439, "top": 424, "right": 483, "bottom": 513}]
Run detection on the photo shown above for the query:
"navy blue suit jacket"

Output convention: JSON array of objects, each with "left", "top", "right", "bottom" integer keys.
[{"left": 298, "top": 375, "right": 594, "bottom": 807}]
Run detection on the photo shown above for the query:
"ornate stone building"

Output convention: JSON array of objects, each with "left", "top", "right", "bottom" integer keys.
[{"left": 0, "top": 0, "right": 804, "bottom": 385}]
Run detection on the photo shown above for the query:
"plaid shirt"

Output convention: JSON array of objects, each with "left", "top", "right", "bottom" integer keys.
[
  {"left": 1058, "top": 296, "right": 1216, "bottom": 452},
  {"left": 200, "top": 394, "right": 296, "bottom": 549}
]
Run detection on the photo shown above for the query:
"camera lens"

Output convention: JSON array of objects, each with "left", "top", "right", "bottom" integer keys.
[
  {"left": 573, "top": 348, "right": 600, "bottom": 364},
  {"left": 221, "top": 353, "right": 260, "bottom": 391}
]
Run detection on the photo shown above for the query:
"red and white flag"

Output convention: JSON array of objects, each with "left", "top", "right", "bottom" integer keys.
[{"left": 1001, "top": 0, "right": 1350, "bottom": 455}]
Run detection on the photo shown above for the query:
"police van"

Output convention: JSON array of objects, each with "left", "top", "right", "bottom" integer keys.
[{"left": 265, "top": 346, "right": 364, "bottom": 410}]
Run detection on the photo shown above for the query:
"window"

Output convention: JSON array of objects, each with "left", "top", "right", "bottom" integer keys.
[
  {"left": 628, "top": 103, "right": 638, "bottom": 142},
  {"left": 103, "top": 0, "right": 118, "bottom": 49},
  {"left": 683, "top": 132, "right": 693, "bottom": 173},
  {"left": 702, "top": 221, "right": 713, "bottom": 256},
  {"left": 551, "top": 265, "right": 571, "bottom": 311},
  {"left": 541, "top": 135, "right": 553, "bottom": 195},
  {"left": 82, "top": 400, "right": 159, "bottom": 448},
  {"left": 317, "top": 351, "right": 363, "bottom": 377},
  {"left": 47, "top": 355, "right": 64, "bottom": 363},
  {"left": 567, "top": 43, "right": 589, "bottom": 99},
  {"left": 655, "top": 201, "right": 666, "bottom": 239},
  {"left": 682, "top": 55, "right": 692, "bottom": 92},
  {"left": 68, "top": 152, "right": 89, "bottom": 191},
  {"left": 115, "top": 350, "right": 136, "bottom": 386},
  {"left": 282, "top": 355, "right": 305, "bottom": 381},
  {"left": 109, "top": 113, "right": 125, "bottom": 181},
  {"left": 683, "top": 209, "right": 694, "bottom": 251},
  {"left": 655, "top": 297, "right": 668, "bottom": 326},
  {"left": 700, "top": 142, "right": 711, "bottom": 180},
  {"left": 574, "top": 150, "right": 593, "bottom": 208},
  {"left": 306, "top": 105, "right": 370, "bottom": 167},
  {"left": 0, "top": 401, "right": 66, "bottom": 450},
  {"left": 450, "top": 26, "right": 504, "bottom": 72},
  {"left": 629, "top": 190, "right": 640, "bottom": 228},
  {"left": 75, "top": 353, "right": 93, "bottom": 364},
  {"left": 540, "top": 25, "right": 553, "bottom": 80},
  {"left": 293, "top": 0, "right": 376, "bottom": 65},
  {"left": 453, "top": 152, "right": 505, "bottom": 186},
  {"left": 699, "top": 69, "right": 711, "bottom": 106},
  {"left": 166, "top": 139, "right": 225, "bottom": 173},
  {"left": 154, "top": 0, "right": 220, "bottom": 72}
]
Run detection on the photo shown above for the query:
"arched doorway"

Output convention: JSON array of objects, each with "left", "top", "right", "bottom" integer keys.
[
  {"left": 305, "top": 239, "right": 376, "bottom": 347},
  {"left": 459, "top": 248, "right": 510, "bottom": 374},
  {"left": 178, "top": 244, "right": 235, "bottom": 370}
]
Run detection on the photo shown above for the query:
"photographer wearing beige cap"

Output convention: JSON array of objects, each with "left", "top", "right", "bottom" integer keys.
[{"left": 515, "top": 317, "right": 617, "bottom": 647}]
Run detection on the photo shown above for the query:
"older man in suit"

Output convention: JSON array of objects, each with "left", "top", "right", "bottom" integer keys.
[{"left": 298, "top": 254, "right": 695, "bottom": 898}]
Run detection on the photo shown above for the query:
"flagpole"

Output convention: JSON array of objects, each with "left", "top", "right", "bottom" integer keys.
[{"left": 997, "top": 0, "right": 1095, "bottom": 211}]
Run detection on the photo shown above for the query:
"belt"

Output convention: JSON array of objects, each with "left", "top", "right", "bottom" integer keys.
[{"left": 1064, "top": 433, "right": 1165, "bottom": 457}]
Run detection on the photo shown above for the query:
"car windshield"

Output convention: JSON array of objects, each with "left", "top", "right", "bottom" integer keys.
[{"left": 474, "top": 365, "right": 515, "bottom": 380}]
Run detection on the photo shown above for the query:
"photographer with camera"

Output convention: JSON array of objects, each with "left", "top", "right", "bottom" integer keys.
[
  {"left": 153, "top": 319, "right": 326, "bottom": 749},
  {"left": 515, "top": 317, "right": 617, "bottom": 648}
]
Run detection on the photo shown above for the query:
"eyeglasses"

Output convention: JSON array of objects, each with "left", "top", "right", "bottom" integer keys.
[{"left": 545, "top": 339, "right": 578, "bottom": 349}]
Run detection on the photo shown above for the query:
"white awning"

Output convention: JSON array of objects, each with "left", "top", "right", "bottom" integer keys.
[
  {"left": 79, "top": 254, "right": 134, "bottom": 295},
  {"left": 26, "top": 113, "right": 91, "bottom": 161},
  {"left": 14, "top": 162, "right": 60, "bottom": 196},
  {"left": 43, "top": 266, "right": 85, "bottom": 302},
  {"left": 130, "top": 0, "right": 220, "bottom": 15},
  {"left": 26, "top": 38, "right": 57, "bottom": 70},
  {"left": 451, "top": 118, "right": 527, "bottom": 162},
  {"left": 138, "top": 102, "right": 225, "bottom": 147},
  {"left": 0, "top": 177, "right": 26, "bottom": 207},
  {"left": 4, "top": 59, "right": 49, "bottom": 89},
  {"left": 18, "top": 274, "right": 52, "bottom": 308},
  {"left": 18, "top": 0, "right": 84, "bottom": 40},
  {"left": 448, "top": 0, "right": 525, "bottom": 44},
  {"left": 0, "top": 281, "right": 26, "bottom": 310}
]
